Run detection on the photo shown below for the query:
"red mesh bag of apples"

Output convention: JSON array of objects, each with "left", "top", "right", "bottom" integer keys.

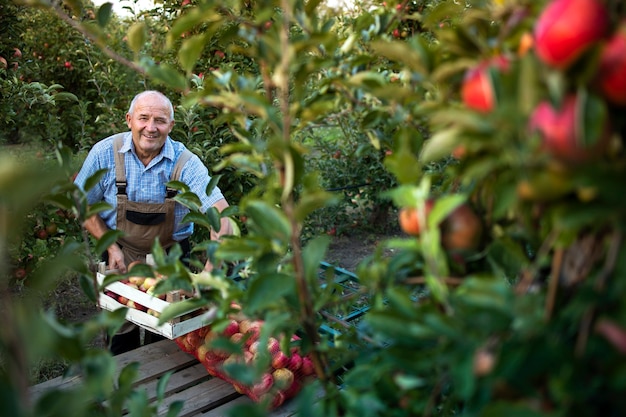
[{"left": 174, "top": 314, "right": 316, "bottom": 408}]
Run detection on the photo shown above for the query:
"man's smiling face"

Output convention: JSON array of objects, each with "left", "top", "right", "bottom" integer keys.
[{"left": 126, "top": 92, "right": 175, "bottom": 163}]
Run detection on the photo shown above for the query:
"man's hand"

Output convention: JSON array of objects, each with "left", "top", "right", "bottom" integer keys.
[
  {"left": 83, "top": 214, "right": 127, "bottom": 273},
  {"left": 108, "top": 244, "right": 127, "bottom": 273}
]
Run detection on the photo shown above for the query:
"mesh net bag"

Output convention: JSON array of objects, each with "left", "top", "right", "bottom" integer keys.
[{"left": 174, "top": 314, "right": 316, "bottom": 409}]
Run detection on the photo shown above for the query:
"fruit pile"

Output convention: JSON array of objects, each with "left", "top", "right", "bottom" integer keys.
[{"left": 175, "top": 315, "right": 316, "bottom": 409}]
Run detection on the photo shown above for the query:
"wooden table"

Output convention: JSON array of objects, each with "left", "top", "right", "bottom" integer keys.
[{"left": 30, "top": 339, "right": 303, "bottom": 417}]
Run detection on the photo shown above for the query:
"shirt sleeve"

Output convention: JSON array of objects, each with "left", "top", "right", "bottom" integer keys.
[{"left": 179, "top": 153, "right": 225, "bottom": 213}]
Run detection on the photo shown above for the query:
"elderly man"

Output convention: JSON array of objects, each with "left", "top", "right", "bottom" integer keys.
[{"left": 74, "top": 90, "right": 232, "bottom": 353}]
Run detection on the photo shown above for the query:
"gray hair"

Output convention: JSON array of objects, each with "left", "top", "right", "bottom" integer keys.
[{"left": 128, "top": 90, "right": 175, "bottom": 120}]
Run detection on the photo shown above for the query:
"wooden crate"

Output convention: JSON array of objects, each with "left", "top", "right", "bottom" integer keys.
[{"left": 97, "top": 271, "right": 213, "bottom": 339}]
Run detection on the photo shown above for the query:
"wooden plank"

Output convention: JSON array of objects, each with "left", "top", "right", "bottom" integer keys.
[
  {"left": 116, "top": 340, "right": 199, "bottom": 386},
  {"left": 137, "top": 363, "right": 212, "bottom": 403},
  {"left": 155, "top": 378, "right": 240, "bottom": 417},
  {"left": 30, "top": 340, "right": 195, "bottom": 401},
  {"left": 29, "top": 374, "right": 82, "bottom": 400}
]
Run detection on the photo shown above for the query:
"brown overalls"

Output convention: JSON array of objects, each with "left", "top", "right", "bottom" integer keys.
[
  {"left": 111, "top": 134, "right": 192, "bottom": 339},
  {"left": 112, "top": 134, "right": 192, "bottom": 265}
]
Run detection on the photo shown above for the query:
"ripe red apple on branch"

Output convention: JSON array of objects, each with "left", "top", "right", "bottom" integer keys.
[
  {"left": 529, "top": 93, "right": 610, "bottom": 163},
  {"left": 461, "top": 55, "right": 510, "bottom": 113},
  {"left": 596, "top": 23, "right": 626, "bottom": 106},
  {"left": 533, "top": 0, "right": 609, "bottom": 69}
]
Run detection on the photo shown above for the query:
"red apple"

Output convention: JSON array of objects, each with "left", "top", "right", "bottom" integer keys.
[
  {"left": 13, "top": 48, "right": 22, "bottom": 58},
  {"left": 533, "top": 0, "right": 609, "bottom": 69},
  {"left": 14, "top": 268, "right": 27, "bottom": 280},
  {"left": 282, "top": 378, "right": 302, "bottom": 399},
  {"left": 300, "top": 356, "right": 315, "bottom": 376},
  {"left": 0, "top": 56, "right": 7, "bottom": 69},
  {"left": 251, "top": 373, "right": 274, "bottom": 398},
  {"left": 133, "top": 301, "right": 148, "bottom": 312},
  {"left": 104, "top": 290, "right": 116, "bottom": 299},
  {"left": 461, "top": 55, "right": 510, "bottom": 112},
  {"left": 222, "top": 319, "right": 240, "bottom": 337},
  {"left": 271, "top": 350, "right": 290, "bottom": 369},
  {"left": 288, "top": 352, "right": 303, "bottom": 371},
  {"left": 440, "top": 203, "right": 483, "bottom": 252},
  {"left": 267, "top": 337, "right": 280, "bottom": 355},
  {"left": 596, "top": 24, "right": 626, "bottom": 105},
  {"left": 529, "top": 94, "right": 610, "bottom": 163}
]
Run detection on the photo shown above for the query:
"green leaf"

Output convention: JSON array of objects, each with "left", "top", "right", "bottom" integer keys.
[
  {"left": 158, "top": 298, "right": 210, "bottom": 323},
  {"left": 420, "top": 127, "right": 461, "bottom": 163},
  {"left": 79, "top": 274, "right": 98, "bottom": 303},
  {"left": 83, "top": 168, "right": 109, "bottom": 192},
  {"left": 96, "top": 2, "right": 113, "bottom": 27},
  {"left": 146, "top": 63, "right": 188, "bottom": 90},
  {"left": 165, "top": 180, "right": 189, "bottom": 193},
  {"left": 173, "top": 191, "right": 202, "bottom": 211},
  {"left": 206, "top": 174, "right": 222, "bottom": 197},
  {"left": 244, "top": 200, "right": 292, "bottom": 243},
  {"left": 179, "top": 34, "right": 208, "bottom": 74},
  {"left": 95, "top": 229, "right": 125, "bottom": 256},
  {"left": 578, "top": 89, "right": 608, "bottom": 148},
  {"left": 246, "top": 273, "right": 295, "bottom": 313},
  {"left": 164, "top": 401, "right": 185, "bottom": 417},
  {"left": 156, "top": 371, "right": 173, "bottom": 401},
  {"left": 205, "top": 206, "right": 221, "bottom": 231},
  {"left": 370, "top": 40, "right": 427, "bottom": 73},
  {"left": 118, "top": 362, "right": 139, "bottom": 389},
  {"left": 294, "top": 189, "right": 338, "bottom": 222},
  {"left": 127, "top": 22, "right": 147, "bottom": 56},
  {"left": 302, "top": 237, "right": 330, "bottom": 285},
  {"left": 86, "top": 201, "right": 113, "bottom": 219},
  {"left": 455, "top": 275, "right": 514, "bottom": 314},
  {"left": 181, "top": 211, "right": 213, "bottom": 230},
  {"left": 428, "top": 194, "right": 466, "bottom": 228}
]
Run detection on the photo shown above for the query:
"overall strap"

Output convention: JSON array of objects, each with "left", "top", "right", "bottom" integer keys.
[
  {"left": 166, "top": 149, "right": 194, "bottom": 198},
  {"left": 112, "top": 134, "right": 128, "bottom": 195}
]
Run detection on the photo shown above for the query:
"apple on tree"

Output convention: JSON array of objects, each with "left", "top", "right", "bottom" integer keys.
[
  {"left": 533, "top": 0, "right": 609, "bottom": 69},
  {"left": 529, "top": 93, "right": 610, "bottom": 163},
  {"left": 460, "top": 55, "right": 510, "bottom": 113},
  {"left": 595, "top": 22, "right": 626, "bottom": 106}
]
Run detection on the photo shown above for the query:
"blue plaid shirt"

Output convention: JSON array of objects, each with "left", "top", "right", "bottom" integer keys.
[{"left": 74, "top": 132, "right": 224, "bottom": 241}]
